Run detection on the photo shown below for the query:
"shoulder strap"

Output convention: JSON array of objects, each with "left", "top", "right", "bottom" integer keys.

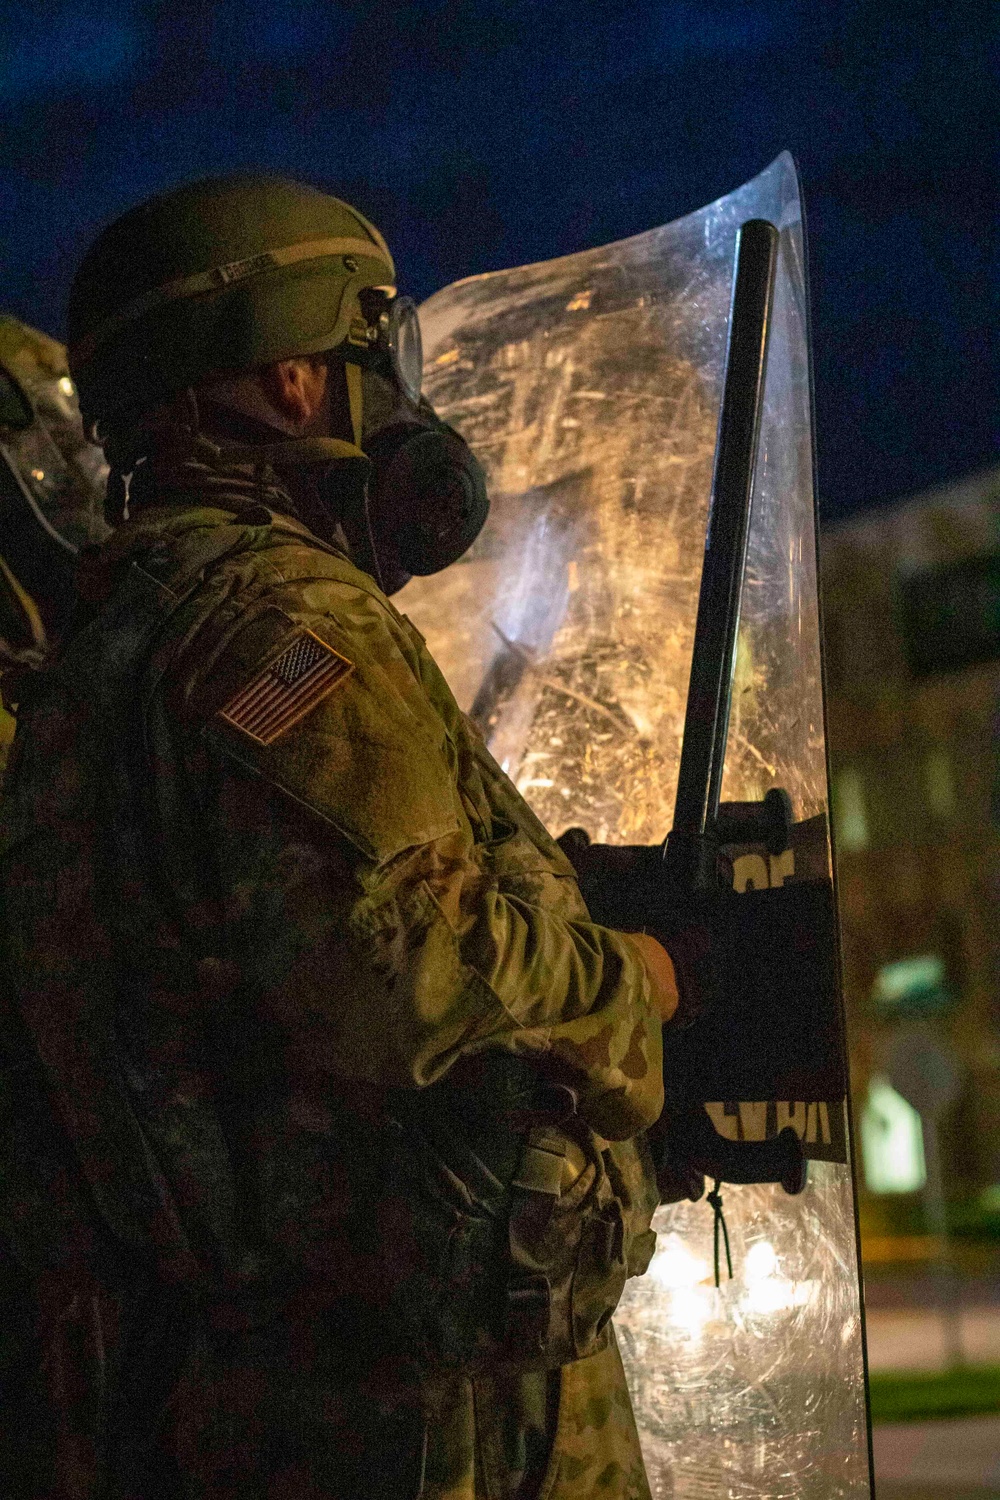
[
  {"left": 61, "top": 506, "right": 408, "bottom": 712},
  {"left": 60, "top": 521, "right": 273, "bottom": 708}
]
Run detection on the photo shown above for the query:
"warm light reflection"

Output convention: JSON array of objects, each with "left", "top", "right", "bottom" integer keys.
[
  {"left": 746, "top": 1239, "right": 778, "bottom": 1280},
  {"left": 741, "top": 1241, "right": 816, "bottom": 1316},
  {"left": 646, "top": 1233, "right": 710, "bottom": 1290},
  {"left": 667, "top": 1287, "right": 715, "bottom": 1340},
  {"left": 644, "top": 1233, "right": 714, "bottom": 1341},
  {"left": 744, "top": 1272, "right": 817, "bottom": 1316}
]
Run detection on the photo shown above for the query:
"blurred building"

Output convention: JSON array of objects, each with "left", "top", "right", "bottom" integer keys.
[{"left": 821, "top": 467, "right": 1000, "bottom": 1257}]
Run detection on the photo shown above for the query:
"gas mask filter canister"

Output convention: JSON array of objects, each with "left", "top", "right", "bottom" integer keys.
[{"left": 336, "top": 408, "right": 490, "bottom": 596}]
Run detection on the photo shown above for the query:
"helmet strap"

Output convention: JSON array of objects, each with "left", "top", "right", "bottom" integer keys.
[{"left": 344, "top": 361, "right": 364, "bottom": 449}]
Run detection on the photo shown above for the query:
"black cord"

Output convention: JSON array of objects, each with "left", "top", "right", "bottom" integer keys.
[{"left": 706, "top": 1179, "right": 733, "bottom": 1287}]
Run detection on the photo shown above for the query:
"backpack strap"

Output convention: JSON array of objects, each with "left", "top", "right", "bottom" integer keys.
[{"left": 60, "top": 519, "right": 276, "bottom": 708}]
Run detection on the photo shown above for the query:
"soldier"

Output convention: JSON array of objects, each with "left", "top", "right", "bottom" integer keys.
[{"left": 0, "top": 177, "right": 682, "bottom": 1499}]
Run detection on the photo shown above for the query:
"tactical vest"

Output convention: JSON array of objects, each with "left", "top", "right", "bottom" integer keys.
[{"left": 0, "top": 506, "right": 658, "bottom": 1378}]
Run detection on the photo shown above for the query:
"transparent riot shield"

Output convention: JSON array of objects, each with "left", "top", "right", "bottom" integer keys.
[
  {"left": 400, "top": 153, "right": 873, "bottom": 1498},
  {"left": 0, "top": 317, "right": 108, "bottom": 657}
]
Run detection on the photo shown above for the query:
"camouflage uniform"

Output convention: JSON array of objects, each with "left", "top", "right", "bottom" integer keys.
[{"left": 0, "top": 445, "right": 660, "bottom": 1498}]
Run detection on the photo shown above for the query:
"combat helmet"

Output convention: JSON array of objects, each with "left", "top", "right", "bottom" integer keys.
[{"left": 67, "top": 175, "right": 397, "bottom": 434}]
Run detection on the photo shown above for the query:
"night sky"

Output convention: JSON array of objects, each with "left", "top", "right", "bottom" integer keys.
[{"left": 2, "top": 1, "right": 996, "bottom": 520}]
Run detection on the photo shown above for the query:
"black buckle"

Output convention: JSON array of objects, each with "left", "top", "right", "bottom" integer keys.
[
  {"left": 506, "top": 1083, "right": 578, "bottom": 1132},
  {"left": 505, "top": 1274, "right": 551, "bottom": 1355}
]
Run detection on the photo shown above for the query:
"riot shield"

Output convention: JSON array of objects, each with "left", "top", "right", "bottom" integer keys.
[{"left": 400, "top": 153, "right": 873, "bottom": 1497}]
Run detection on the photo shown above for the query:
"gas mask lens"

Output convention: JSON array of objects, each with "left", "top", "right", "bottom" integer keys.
[
  {"left": 355, "top": 288, "right": 423, "bottom": 407},
  {"left": 387, "top": 296, "right": 423, "bottom": 405}
]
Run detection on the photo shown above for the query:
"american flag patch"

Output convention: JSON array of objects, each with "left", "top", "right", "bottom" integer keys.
[{"left": 217, "top": 629, "right": 353, "bottom": 745}]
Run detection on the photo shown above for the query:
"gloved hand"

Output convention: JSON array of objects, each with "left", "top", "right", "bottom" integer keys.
[
  {"left": 627, "top": 932, "right": 679, "bottom": 1024},
  {"left": 556, "top": 827, "right": 716, "bottom": 1030}
]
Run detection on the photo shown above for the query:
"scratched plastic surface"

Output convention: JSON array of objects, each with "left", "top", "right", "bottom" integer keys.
[
  {"left": 0, "top": 353, "right": 107, "bottom": 553},
  {"left": 400, "top": 154, "right": 870, "bottom": 1497}
]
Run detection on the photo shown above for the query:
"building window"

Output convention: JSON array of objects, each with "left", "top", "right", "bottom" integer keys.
[
  {"left": 871, "top": 953, "right": 949, "bottom": 1017},
  {"left": 860, "top": 1075, "right": 926, "bottom": 1194},
  {"left": 832, "top": 765, "right": 869, "bottom": 852},
  {"left": 897, "top": 552, "right": 1000, "bottom": 678}
]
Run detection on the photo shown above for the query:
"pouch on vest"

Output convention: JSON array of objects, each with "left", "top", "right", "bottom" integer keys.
[{"left": 374, "top": 1053, "right": 658, "bottom": 1374}]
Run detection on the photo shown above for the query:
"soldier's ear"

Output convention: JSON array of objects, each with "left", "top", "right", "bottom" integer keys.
[{"left": 259, "top": 357, "right": 330, "bottom": 435}]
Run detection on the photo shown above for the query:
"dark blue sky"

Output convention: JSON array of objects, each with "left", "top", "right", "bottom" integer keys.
[{"left": 2, "top": 0, "right": 996, "bottom": 519}]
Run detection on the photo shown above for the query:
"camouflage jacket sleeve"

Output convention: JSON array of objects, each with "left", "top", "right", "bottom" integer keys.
[{"left": 167, "top": 571, "right": 662, "bottom": 1140}]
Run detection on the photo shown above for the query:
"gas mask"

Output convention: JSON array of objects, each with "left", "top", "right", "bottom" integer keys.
[{"left": 332, "top": 291, "right": 490, "bottom": 595}]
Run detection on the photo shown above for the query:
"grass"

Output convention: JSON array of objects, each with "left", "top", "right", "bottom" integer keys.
[{"left": 870, "top": 1365, "right": 1000, "bottom": 1424}]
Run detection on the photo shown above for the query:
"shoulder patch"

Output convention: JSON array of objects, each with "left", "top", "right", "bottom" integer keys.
[{"left": 217, "top": 628, "right": 354, "bottom": 745}]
